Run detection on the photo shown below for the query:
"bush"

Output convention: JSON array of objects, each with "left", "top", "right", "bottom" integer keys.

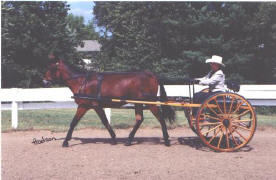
[{"left": 255, "top": 106, "right": 276, "bottom": 115}]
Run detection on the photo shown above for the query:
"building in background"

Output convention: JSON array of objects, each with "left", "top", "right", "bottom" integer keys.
[{"left": 76, "top": 40, "right": 101, "bottom": 70}]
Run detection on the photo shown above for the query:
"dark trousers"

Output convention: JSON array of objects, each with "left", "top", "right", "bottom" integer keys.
[{"left": 192, "top": 91, "right": 221, "bottom": 116}]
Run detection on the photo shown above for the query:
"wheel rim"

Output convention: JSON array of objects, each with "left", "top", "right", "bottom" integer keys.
[
  {"left": 196, "top": 93, "right": 257, "bottom": 152},
  {"left": 184, "top": 107, "right": 197, "bottom": 134}
]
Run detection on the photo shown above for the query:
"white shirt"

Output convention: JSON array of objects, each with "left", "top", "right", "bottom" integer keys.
[{"left": 196, "top": 70, "right": 226, "bottom": 92}]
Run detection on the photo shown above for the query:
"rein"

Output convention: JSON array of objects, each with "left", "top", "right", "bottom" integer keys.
[
  {"left": 63, "top": 74, "right": 87, "bottom": 81},
  {"left": 61, "top": 72, "right": 92, "bottom": 94}
]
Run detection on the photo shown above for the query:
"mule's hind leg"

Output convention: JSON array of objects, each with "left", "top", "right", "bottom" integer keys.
[
  {"left": 94, "top": 107, "right": 116, "bottom": 144},
  {"left": 63, "top": 105, "right": 88, "bottom": 147},
  {"left": 149, "top": 105, "right": 170, "bottom": 146},
  {"left": 125, "top": 104, "right": 144, "bottom": 146}
]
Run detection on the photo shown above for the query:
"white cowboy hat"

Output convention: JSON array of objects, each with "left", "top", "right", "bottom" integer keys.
[{"left": 205, "top": 55, "right": 225, "bottom": 67}]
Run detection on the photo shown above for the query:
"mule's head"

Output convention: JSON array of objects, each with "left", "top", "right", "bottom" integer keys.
[{"left": 43, "top": 61, "right": 62, "bottom": 87}]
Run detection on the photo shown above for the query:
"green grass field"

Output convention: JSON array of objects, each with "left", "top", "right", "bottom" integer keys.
[{"left": 1, "top": 108, "right": 276, "bottom": 132}]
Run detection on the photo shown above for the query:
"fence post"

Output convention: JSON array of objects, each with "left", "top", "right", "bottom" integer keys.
[
  {"left": 11, "top": 101, "right": 18, "bottom": 129},
  {"left": 104, "top": 108, "right": 111, "bottom": 123}
]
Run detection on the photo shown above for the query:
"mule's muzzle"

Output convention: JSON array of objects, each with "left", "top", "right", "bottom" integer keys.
[{"left": 43, "top": 80, "right": 52, "bottom": 87}]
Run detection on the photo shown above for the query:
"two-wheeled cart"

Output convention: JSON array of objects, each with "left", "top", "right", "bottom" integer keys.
[{"left": 73, "top": 79, "right": 257, "bottom": 152}]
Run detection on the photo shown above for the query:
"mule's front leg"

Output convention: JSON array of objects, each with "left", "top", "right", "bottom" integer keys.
[
  {"left": 125, "top": 105, "right": 144, "bottom": 146},
  {"left": 94, "top": 107, "right": 116, "bottom": 144},
  {"left": 63, "top": 106, "right": 88, "bottom": 147}
]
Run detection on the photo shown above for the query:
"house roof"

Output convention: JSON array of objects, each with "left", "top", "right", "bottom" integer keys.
[{"left": 76, "top": 40, "right": 101, "bottom": 52}]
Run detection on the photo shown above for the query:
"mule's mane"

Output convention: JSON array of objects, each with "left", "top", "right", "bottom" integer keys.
[{"left": 61, "top": 60, "right": 152, "bottom": 76}]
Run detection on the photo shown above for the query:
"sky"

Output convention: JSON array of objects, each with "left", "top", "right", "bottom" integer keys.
[{"left": 67, "top": 1, "right": 95, "bottom": 24}]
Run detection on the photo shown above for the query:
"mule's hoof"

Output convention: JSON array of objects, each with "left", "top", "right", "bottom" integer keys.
[
  {"left": 164, "top": 140, "right": 171, "bottom": 147},
  {"left": 124, "top": 140, "right": 132, "bottom": 146},
  {"left": 62, "top": 141, "right": 69, "bottom": 147},
  {"left": 110, "top": 138, "right": 117, "bottom": 145},
  {"left": 111, "top": 134, "right": 116, "bottom": 139}
]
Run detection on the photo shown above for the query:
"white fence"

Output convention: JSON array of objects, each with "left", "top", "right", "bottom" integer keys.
[{"left": 1, "top": 85, "right": 276, "bottom": 129}]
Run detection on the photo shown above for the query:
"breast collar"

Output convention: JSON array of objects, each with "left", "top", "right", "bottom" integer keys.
[{"left": 76, "top": 72, "right": 104, "bottom": 101}]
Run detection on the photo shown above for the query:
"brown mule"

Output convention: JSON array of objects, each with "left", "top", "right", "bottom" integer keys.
[{"left": 43, "top": 59, "right": 175, "bottom": 147}]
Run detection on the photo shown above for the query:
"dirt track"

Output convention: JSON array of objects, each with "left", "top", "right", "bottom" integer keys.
[{"left": 2, "top": 127, "right": 276, "bottom": 180}]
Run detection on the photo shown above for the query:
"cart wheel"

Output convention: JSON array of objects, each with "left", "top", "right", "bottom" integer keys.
[
  {"left": 186, "top": 88, "right": 209, "bottom": 134},
  {"left": 195, "top": 93, "right": 257, "bottom": 152},
  {"left": 184, "top": 107, "right": 197, "bottom": 134}
]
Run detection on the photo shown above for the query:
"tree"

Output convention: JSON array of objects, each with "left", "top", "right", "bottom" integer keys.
[
  {"left": 66, "top": 14, "right": 99, "bottom": 41},
  {"left": 94, "top": 2, "right": 276, "bottom": 83},
  {"left": 246, "top": 2, "right": 276, "bottom": 83},
  {"left": 1, "top": 1, "right": 82, "bottom": 88}
]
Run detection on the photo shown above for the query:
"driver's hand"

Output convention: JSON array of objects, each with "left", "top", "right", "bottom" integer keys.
[{"left": 192, "top": 79, "right": 200, "bottom": 84}]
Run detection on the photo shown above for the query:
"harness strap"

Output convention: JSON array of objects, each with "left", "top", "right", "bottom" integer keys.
[
  {"left": 75, "top": 72, "right": 103, "bottom": 101},
  {"left": 77, "top": 72, "right": 92, "bottom": 94},
  {"left": 64, "top": 74, "right": 85, "bottom": 81}
]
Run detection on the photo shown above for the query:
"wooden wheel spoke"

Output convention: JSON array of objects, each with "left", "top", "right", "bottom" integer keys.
[
  {"left": 214, "top": 98, "right": 223, "bottom": 114},
  {"left": 231, "top": 128, "right": 247, "bottom": 141},
  {"left": 232, "top": 101, "right": 244, "bottom": 114},
  {"left": 232, "top": 123, "right": 251, "bottom": 131},
  {"left": 238, "top": 121, "right": 249, "bottom": 127},
  {"left": 202, "top": 124, "right": 223, "bottom": 135},
  {"left": 229, "top": 127, "right": 239, "bottom": 146},
  {"left": 205, "top": 114, "right": 222, "bottom": 122},
  {"left": 228, "top": 97, "right": 235, "bottom": 114},
  {"left": 206, "top": 104, "right": 219, "bottom": 117},
  {"left": 199, "top": 122, "right": 221, "bottom": 127},
  {"left": 205, "top": 126, "right": 211, "bottom": 136},
  {"left": 217, "top": 130, "right": 224, "bottom": 148},
  {"left": 232, "top": 109, "right": 251, "bottom": 120},
  {"left": 208, "top": 126, "right": 222, "bottom": 143},
  {"left": 232, "top": 119, "right": 253, "bottom": 123},
  {"left": 200, "top": 126, "right": 204, "bottom": 132},
  {"left": 240, "top": 105, "right": 251, "bottom": 110},
  {"left": 223, "top": 96, "right": 226, "bottom": 114},
  {"left": 233, "top": 120, "right": 250, "bottom": 128}
]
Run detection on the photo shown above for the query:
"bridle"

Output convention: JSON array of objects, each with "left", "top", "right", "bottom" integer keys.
[{"left": 45, "top": 62, "right": 99, "bottom": 95}]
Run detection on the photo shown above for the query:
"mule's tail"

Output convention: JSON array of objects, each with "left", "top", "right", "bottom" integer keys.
[{"left": 159, "top": 83, "right": 176, "bottom": 124}]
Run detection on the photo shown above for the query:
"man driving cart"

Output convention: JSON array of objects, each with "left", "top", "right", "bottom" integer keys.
[{"left": 192, "top": 55, "right": 226, "bottom": 117}]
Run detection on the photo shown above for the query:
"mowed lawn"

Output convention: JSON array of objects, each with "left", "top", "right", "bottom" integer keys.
[
  {"left": 1, "top": 108, "right": 276, "bottom": 132},
  {"left": 1, "top": 109, "right": 186, "bottom": 132}
]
